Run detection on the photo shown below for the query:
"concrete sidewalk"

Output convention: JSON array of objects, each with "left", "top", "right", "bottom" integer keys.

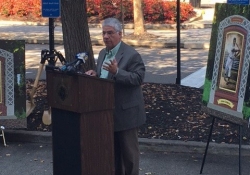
[
  {"left": 0, "top": 8, "right": 214, "bottom": 49},
  {"left": 0, "top": 24, "right": 212, "bottom": 49}
]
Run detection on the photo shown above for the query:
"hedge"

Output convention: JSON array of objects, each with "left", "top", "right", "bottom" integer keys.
[{"left": 0, "top": 0, "right": 195, "bottom": 23}]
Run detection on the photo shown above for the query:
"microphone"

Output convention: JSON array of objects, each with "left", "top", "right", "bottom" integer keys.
[
  {"left": 74, "top": 52, "right": 88, "bottom": 68},
  {"left": 60, "top": 59, "right": 77, "bottom": 72},
  {"left": 60, "top": 52, "right": 88, "bottom": 73}
]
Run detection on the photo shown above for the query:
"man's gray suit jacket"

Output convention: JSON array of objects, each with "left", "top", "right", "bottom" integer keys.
[{"left": 96, "top": 41, "right": 146, "bottom": 132}]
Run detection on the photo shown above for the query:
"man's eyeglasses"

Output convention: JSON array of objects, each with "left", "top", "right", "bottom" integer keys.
[{"left": 102, "top": 31, "right": 118, "bottom": 36}]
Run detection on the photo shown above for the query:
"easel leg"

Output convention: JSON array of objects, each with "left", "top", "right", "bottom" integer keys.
[
  {"left": 200, "top": 117, "right": 215, "bottom": 174},
  {"left": 0, "top": 126, "right": 6, "bottom": 147},
  {"left": 239, "top": 125, "right": 242, "bottom": 175}
]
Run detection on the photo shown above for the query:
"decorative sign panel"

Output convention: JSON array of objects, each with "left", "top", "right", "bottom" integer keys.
[
  {"left": 0, "top": 40, "right": 25, "bottom": 119},
  {"left": 202, "top": 3, "right": 250, "bottom": 122}
]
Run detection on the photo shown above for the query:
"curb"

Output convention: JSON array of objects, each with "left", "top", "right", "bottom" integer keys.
[
  {"left": 3, "top": 129, "right": 250, "bottom": 156},
  {"left": 139, "top": 138, "right": 250, "bottom": 156},
  {"left": 0, "top": 18, "right": 213, "bottom": 49},
  {"left": 24, "top": 38, "right": 211, "bottom": 49},
  {"left": 0, "top": 20, "right": 212, "bottom": 30},
  {"left": 4, "top": 130, "right": 52, "bottom": 144}
]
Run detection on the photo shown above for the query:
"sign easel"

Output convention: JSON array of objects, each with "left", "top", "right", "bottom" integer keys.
[
  {"left": 199, "top": 106, "right": 246, "bottom": 175},
  {"left": 201, "top": 3, "right": 250, "bottom": 175}
]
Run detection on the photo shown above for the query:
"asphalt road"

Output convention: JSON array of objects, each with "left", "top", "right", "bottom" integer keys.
[
  {"left": 0, "top": 142, "right": 250, "bottom": 175},
  {"left": 25, "top": 44, "right": 209, "bottom": 85}
]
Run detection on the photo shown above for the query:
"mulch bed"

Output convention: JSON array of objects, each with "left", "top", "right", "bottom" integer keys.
[
  {"left": 140, "top": 83, "right": 250, "bottom": 145},
  {"left": 2, "top": 79, "right": 250, "bottom": 146}
]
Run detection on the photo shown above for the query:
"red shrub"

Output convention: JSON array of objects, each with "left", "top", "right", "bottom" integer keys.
[
  {"left": 0, "top": 0, "right": 196, "bottom": 23},
  {"left": 143, "top": 0, "right": 195, "bottom": 23},
  {"left": 143, "top": 0, "right": 162, "bottom": 21},
  {"left": 162, "top": 1, "right": 176, "bottom": 21},
  {"left": 180, "top": 2, "right": 196, "bottom": 21},
  {"left": 0, "top": 0, "right": 41, "bottom": 17},
  {"left": 98, "top": 0, "right": 118, "bottom": 19},
  {"left": 87, "top": 0, "right": 101, "bottom": 16},
  {"left": 115, "top": 0, "right": 133, "bottom": 21},
  {"left": 91, "top": 0, "right": 196, "bottom": 22}
]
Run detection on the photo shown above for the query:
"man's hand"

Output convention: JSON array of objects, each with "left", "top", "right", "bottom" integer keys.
[
  {"left": 85, "top": 70, "right": 97, "bottom": 76},
  {"left": 103, "top": 59, "right": 118, "bottom": 75}
]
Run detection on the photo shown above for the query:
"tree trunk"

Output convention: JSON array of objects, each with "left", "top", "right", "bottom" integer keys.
[
  {"left": 189, "top": 0, "right": 200, "bottom": 8},
  {"left": 61, "top": 0, "right": 96, "bottom": 70},
  {"left": 133, "top": 0, "right": 146, "bottom": 35}
]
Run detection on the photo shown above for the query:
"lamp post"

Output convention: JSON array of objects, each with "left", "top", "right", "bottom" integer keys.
[{"left": 176, "top": 0, "right": 181, "bottom": 85}]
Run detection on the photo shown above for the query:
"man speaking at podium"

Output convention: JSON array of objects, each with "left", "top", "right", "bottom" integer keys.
[{"left": 85, "top": 17, "right": 146, "bottom": 175}]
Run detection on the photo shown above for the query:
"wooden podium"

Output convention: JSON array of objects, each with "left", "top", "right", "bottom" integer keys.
[{"left": 46, "top": 70, "right": 115, "bottom": 175}]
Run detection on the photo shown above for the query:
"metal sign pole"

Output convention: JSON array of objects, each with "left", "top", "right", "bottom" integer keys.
[
  {"left": 49, "top": 18, "right": 55, "bottom": 60},
  {"left": 49, "top": 18, "right": 55, "bottom": 66},
  {"left": 176, "top": 0, "right": 181, "bottom": 85},
  {"left": 49, "top": 18, "right": 54, "bottom": 52},
  {"left": 42, "top": 0, "right": 60, "bottom": 66}
]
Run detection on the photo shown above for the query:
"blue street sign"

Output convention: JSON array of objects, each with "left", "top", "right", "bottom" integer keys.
[
  {"left": 227, "top": 0, "right": 249, "bottom": 4},
  {"left": 42, "top": 0, "right": 61, "bottom": 18}
]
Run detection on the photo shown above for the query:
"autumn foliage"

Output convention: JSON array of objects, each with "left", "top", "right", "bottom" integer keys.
[
  {"left": 87, "top": 0, "right": 196, "bottom": 23},
  {"left": 0, "top": 0, "right": 41, "bottom": 17},
  {"left": 0, "top": 0, "right": 195, "bottom": 23}
]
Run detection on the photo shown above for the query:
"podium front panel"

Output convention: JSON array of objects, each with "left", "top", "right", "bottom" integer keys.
[
  {"left": 52, "top": 108, "right": 81, "bottom": 175},
  {"left": 46, "top": 70, "right": 115, "bottom": 175},
  {"left": 47, "top": 71, "right": 80, "bottom": 112},
  {"left": 79, "top": 75, "right": 114, "bottom": 113},
  {"left": 46, "top": 71, "right": 114, "bottom": 113}
]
